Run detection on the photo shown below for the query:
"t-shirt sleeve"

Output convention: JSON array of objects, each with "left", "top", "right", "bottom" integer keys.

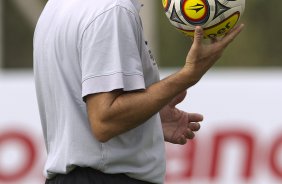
[{"left": 80, "top": 6, "right": 145, "bottom": 98}]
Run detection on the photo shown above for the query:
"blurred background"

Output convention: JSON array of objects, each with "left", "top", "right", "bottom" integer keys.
[{"left": 0, "top": 0, "right": 282, "bottom": 184}]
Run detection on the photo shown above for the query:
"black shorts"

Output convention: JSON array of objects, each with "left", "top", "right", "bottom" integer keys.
[{"left": 45, "top": 167, "right": 154, "bottom": 184}]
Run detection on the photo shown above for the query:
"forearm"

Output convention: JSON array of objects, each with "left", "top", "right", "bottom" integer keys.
[
  {"left": 109, "top": 70, "right": 192, "bottom": 123},
  {"left": 86, "top": 68, "right": 197, "bottom": 142}
]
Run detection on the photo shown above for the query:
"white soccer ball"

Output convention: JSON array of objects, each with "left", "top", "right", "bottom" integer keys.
[{"left": 162, "top": 0, "right": 245, "bottom": 39}]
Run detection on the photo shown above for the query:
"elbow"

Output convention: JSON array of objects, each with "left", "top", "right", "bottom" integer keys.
[
  {"left": 94, "top": 132, "right": 111, "bottom": 143},
  {"left": 96, "top": 136, "right": 111, "bottom": 143},
  {"left": 89, "top": 120, "right": 113, "bottom": 143}
]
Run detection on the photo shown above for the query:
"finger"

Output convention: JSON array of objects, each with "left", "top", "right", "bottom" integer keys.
[
  {"left": 227, "top": 24, "right": 243, "bottom": 35},
  {"left": 188, "top": 122, "right": 201, "bottom": 132},
  {"left": 188, "top": 113, "right": 204, "bottom": 122},
  {"left": 192, "top": 26, "right": 204, "bottom": 48},
  {"left": 185, "top": 130, "right": 195, "bottom": 139},
  {"left": 178, "top": 135, "right": 188, "bottom": 145},
  {"left": 221, "top": 24, "right": 244, "bottom": 48}
]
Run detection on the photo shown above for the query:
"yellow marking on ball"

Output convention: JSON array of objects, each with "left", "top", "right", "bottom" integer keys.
[
  {"left": 178, "top": 12, "right": 240, "bottom": 38},
  {"left": 162, "top": 0, "right": 168, "bottom": 9},
  {"left": 183, "top": 0, "right": 207, "bottom": 21},
  {"left": 204, "top": 13, "right": 240, "bottom": 38}
]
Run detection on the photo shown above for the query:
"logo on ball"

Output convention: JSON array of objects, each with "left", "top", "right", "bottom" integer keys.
[{"left": 181, "top": 0, "right": 210, "bottom": 25}]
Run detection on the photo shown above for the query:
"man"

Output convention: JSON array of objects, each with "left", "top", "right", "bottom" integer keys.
[{"left": 33, "top": 0, "right": 244, "bottom": 183}]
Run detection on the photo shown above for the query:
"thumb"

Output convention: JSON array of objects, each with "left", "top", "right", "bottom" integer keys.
[{"left": 192, "top": 26, "right": 204, "bottom": 47}]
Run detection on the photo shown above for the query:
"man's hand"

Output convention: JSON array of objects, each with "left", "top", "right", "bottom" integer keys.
[
  {"left": 160, "top": 91, "right": 203, "bottom": 145},
  {"left": 183, "top": 24, "right": 245, "bottom": 85}
]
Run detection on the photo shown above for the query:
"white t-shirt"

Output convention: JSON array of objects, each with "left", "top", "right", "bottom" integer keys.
[{"left": 33, "top": 0, "right": 165, "bottom": 183}]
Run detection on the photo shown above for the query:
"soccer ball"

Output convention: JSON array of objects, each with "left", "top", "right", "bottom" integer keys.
[{"left": 162, "top": 0, "right": 245, "bottom": 39}]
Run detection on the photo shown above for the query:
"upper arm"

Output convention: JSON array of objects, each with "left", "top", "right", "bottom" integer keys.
[{"left": 81, "top": 6, "right": 145, "bottom": 99}]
